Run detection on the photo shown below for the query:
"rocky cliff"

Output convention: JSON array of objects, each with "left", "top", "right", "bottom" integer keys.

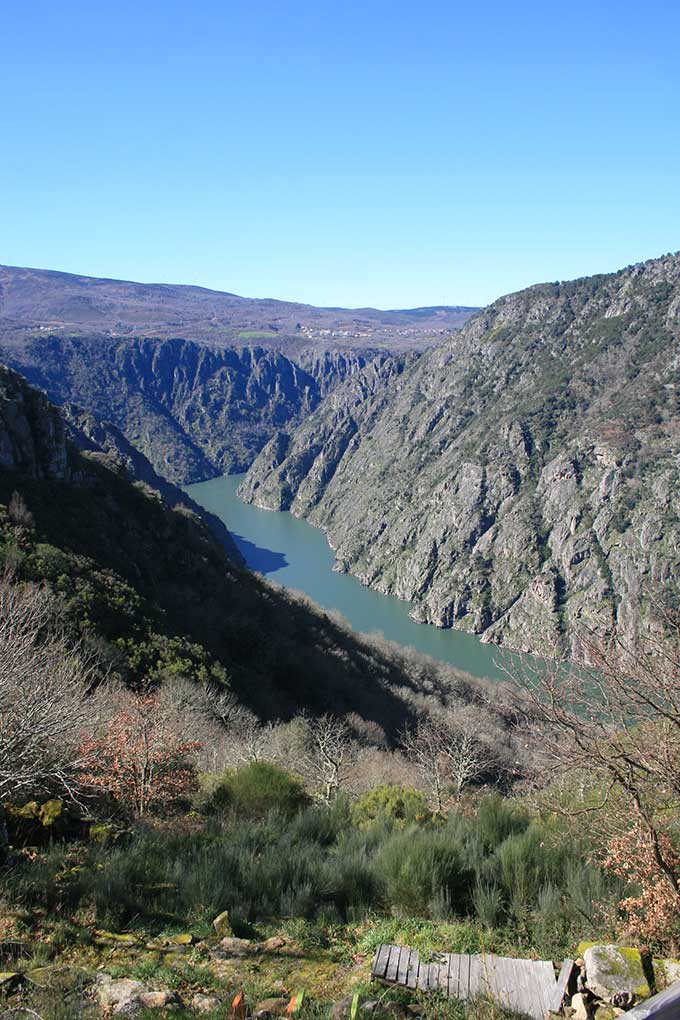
[
  {"left": 0, "top": 336, "right": 373, "bottom": 483},
  {"left": 241, "top": 253, "right": 680, "bottom": 656}
]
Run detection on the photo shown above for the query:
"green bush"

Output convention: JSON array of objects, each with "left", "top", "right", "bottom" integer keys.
[
  {"left": 210, "top": 761, "right": 309, "bottom": 820},
  {"left": 351, "top": 784, "right": 430, "bottom": 828},
  {"left": 376, "top": 827, "right": 473, "bottom": 916}
]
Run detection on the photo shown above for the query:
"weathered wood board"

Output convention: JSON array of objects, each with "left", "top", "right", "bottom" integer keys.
[{"left": 371, "top": 944, "right": 562, "bottom": 1020}]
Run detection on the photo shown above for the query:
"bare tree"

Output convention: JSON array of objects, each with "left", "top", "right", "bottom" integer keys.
[
  {"left": 511, "top": 619, "right": 680, "bottom": 902},
  {"left": 400, "top": 712, "right": 493, "bottom": 810},
  {"left": 0, "top": 576, "right": 100, "bottom": 857},
  {"left": 294, "top": 713, "right": 359, "bottom": 802}
]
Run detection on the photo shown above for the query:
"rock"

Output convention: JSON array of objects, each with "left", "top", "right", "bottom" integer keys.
[
  {"left": 583, "top": 945, "right": 651, "bottom": 1003},
  {"left": 258, "top": 936, "right": 288, "bottom": 953},
  {"left": 254, "top": 998, "right": 290, "bottom": 1016},
  {"left": 654, "top": 957, "right": 680, "bottom": 989},
  {"left": 330, "top": 997, "right": 354, "bottom": 1020},
  {"left": 213, "top": 936, "right": 255, "bottom": 958},
  {"left": 112, "top": 1003, "right": 143, "bottom": 1017},
  {"left": 253, "top": 1011, "right": 272, "bottom": 1020},
  {"left": 166, "top": 932, "right": 194, "bottom": 946},
  {"left": 594, "top": 1007, "right": 624, "bottom": 1019},
  {"left": 137, "top": 989, "right": 182, "bottom": 1008},
  {"left": 212, "top": 910, "right": 233, "bottom": 937},
  {"left": 360, "top": 1002, "right": 380, "bottom": 1016},
  {"left": 94, "top": 975, "right": 148, "bottom": 1008},
  {"left": 569, "top": 993, "right": 589, "bottom": 1020},
  {"left": 192, "top": 994, "right": 222, "bottom": 1013}
]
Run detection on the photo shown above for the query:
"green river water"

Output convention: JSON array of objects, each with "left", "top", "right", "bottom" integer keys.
[{"left": 187, "top": 474, "right": 515, "bottom": 682}]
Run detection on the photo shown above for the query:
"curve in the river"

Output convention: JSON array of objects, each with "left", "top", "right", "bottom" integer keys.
[{"left": 186, "top": 474, "right": 515, "bottom": 681}]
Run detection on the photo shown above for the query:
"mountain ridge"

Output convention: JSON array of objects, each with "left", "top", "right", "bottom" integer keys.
[{"left": 241, "top": 251, "right": 680, "bottom": 657}]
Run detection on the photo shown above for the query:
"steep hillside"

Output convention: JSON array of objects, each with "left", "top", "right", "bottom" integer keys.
[
  {"left": 0, "top": 363, "right": 520, "bottom": 740},
  {"left": 242, "top": 253, "right": 680, "bottom": 656},
  {"left": 0, "top": 264, "right": 476, "bottom": 352},
  {"left": 0, "top": 336, "right": 371, "bottom": 483}
]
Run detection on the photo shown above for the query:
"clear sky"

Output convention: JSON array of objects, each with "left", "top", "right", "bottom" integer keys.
[{"left": 1, "top": 0, "right": 679, "bottom": 308}]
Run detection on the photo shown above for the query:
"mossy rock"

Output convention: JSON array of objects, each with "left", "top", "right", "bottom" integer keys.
[
  {"left": 90, "top": 822, "right": 115, "bottom": 843},
  {"left": 653, "top": 957, "right": 680, "bottom": 990},
  {"left": 166, "top": 933, "right": 195, "bottom": 946},
  {"left": 582, "top": 944, "right": 651, "bottom": 1002},
  {"left": 213, "top": 910, "right": 233, "bottom": 937}
]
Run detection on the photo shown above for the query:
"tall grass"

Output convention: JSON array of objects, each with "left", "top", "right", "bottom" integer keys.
[{"left": 1, "top": 793, "right": 620, "bottom": 954}]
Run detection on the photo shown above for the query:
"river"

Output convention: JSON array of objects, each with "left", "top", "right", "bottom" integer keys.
[{"left": 186, "top": 474, "right": 515, "bottom": 682}]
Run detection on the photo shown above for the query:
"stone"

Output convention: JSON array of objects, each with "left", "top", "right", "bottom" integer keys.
[
  {"left": 258, "top": 936, "right": 287, "bottom": 953},
  {"left": 214, "top": 936, "right": 255, "bottom": 958},
  {"left": 137, "top": 989, "right": 182, "bottom": 1008},
  {"left": 254, "top": 998, "right": 291, "bottom": 1016},
  {"left": 112, "top": 1003, "right": 143, "bottom": 1017},
  {"left": 569, "top": 993, "right": 589, "bottom": 1020},
  {"left": 94, "top": 975, "right": 148, "bottom": 1008},
  {"left": 212, "top": 910, "right": 233, "bottom": 937},
  {"left": 654, "top": 957, "right": 680, "bottom": 989},
  {"left": 192, "top": 994, "right": 222, "bottom": 1013},
  {"left": 583, "top": 945, "right": 651, "bottom": 1003},
  {"left": 166, "top": 933, "right": 194, "bottom": 946},
  {"left": 594, "top": 1007, "right": 624, "bottom": 1019},
  {"left": 329, "top": 996, "right": 354, "bottom": 1020}
]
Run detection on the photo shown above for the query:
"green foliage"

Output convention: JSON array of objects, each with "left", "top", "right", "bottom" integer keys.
[
  {"left": 376, "top": 826, "right": 473, "bottom": 917},
  {"left": 351, "top": 785, "right": 430, "bottom": 828},
  {"left": 210, "top": 762, "right": 309, "bottom": 820}
]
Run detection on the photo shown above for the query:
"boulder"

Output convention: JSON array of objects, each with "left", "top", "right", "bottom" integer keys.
[
  {"left": 582, "top": 944, "right": 651, "bottom": 1003},
  {"left": 94, "top": 975, "right": 148, "bottom": 1008},
  {"left": 212, "top": 910, "right": 233, "bottom": 937},
  {"left": 214, "top": 936, "right": 255, "bottom": 958},
  {"left": 258, "top": 936, "right": 287, "bottom": 953},
  {"left": 192, "top": 994, "right": 222, "bottom": 1013},
  {"left": 137, "top": 989, "right": 182, "bottom": 1008},
  {"left": 654, "top": 957, "right": 680, "bottom": 989},
  {"left": 569, "top": 993, "right": 589, "bottom": 1020}
]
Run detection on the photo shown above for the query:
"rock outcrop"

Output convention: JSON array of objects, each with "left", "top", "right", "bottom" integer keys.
[
  {"left": 242, "top": 253, "right": 680, "bottom": 657},
  {"left": 0, "top": 337, "right": 373, "bottom": 483}
]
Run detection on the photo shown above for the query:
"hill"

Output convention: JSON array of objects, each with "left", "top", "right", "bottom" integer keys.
[
  {"left": 0, "top": 362, "right": 519, "bottom": 737},
  {"left": 0, "top": 264, "right": 477, "bottom": 354},
  {"left": 241, "top": 252, "right": 680, "bottom": 657}
]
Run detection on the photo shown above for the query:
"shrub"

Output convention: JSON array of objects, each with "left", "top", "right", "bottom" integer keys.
[
  {"left": 352, "top": 784, "right": 430, "bottom": 829},
  {"left": 376, "top": 827, "right": 473, "bottom": 916},
  {"left": 211, "top": 761, "right": 309, "bottom": 820}
]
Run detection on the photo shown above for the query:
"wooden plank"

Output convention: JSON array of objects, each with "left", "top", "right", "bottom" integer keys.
[
  {"left": 447, "top": 954, "right": 462, "bottom": 999},
  {"left": 468, "top": 954, "right": 483, "bottom": 1000},
  {"left": 438, "top": 955, "right": 450, "bottom": 993},
  {"left": 511, "top": 959, "right": 544, "bottom": 1020},
  {"left": 417, "top": 959, "right": 429, "bottom": 992},
  {"left": 397, "top": 947, "right": 410, "bottom": 987},
  {"left": 428, "top": 958, "right": 441, "bottom": 992},
  {"left": 406, "top": 950, "right": 419, "bottom": 990},
  {"left": 548, "top": 959, "right": 575, "bottom": 1015},
  {"left": 385, "top": 945, "right": 400, "bottom": 984},
  {"left": 533, "top": 960, "right": 557, "bottom": 1020},
  {"left": 372, "top": 944, "right": 391, "bottom": 980}
]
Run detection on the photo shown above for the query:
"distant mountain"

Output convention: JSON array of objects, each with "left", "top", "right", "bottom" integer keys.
[
  {"left": 0, "top": 264, "right": 477, "bottom": 354},
  {"left": 241, "top": 252, "right": 680, "bottom": 658}
]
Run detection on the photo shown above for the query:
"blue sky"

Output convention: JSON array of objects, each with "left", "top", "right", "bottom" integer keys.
[{"left": 1, "top": 0, "right": 678, "bottom": 308}]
